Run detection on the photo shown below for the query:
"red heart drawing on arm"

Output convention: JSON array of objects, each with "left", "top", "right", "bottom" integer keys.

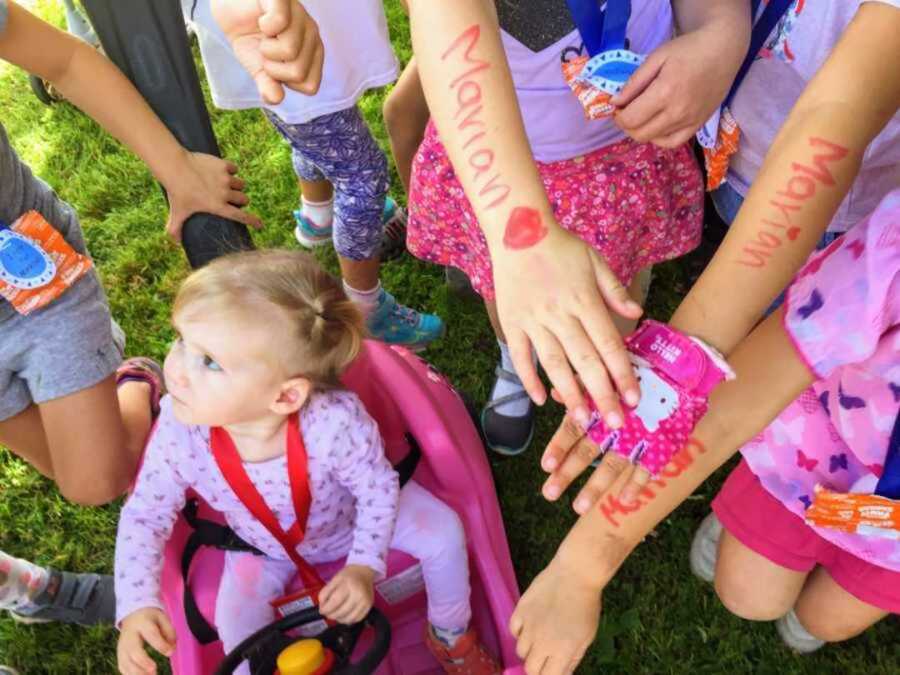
[{"left": 503, "top": 207, "right": 548, "bottom": 250}]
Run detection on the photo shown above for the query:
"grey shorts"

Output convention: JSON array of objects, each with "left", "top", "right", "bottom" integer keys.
[{"left": 0, "top": 271, "right": 123, "bottom": 421}]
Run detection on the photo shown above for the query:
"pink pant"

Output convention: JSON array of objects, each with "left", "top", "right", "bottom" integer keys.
[{"left": 215, "top": 482, "right": 471, "bottom": 674}]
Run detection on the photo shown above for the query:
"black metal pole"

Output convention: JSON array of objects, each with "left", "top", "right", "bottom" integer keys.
[{"left": 81, "top": 0, "right": 254, "bottom": 268}]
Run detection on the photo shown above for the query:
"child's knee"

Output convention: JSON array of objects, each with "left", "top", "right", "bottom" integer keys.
[
  {"left": 713, "top": 571, "right": 792, "bottom": 622},
  {"left": 793, "top": 606, "right": 868, "bottom": 643}
]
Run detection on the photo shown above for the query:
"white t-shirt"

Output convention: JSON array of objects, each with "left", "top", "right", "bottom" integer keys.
[
  {"left": 184, "top": 0, "right": 399, "bottom": 124},
  {"left": 728, "top": 0, "right": 900, "bottom": 233}
]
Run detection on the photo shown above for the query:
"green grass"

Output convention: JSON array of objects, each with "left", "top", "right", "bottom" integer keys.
[{"left": 1, "top": 2, "right": 897, "bottom": 673}]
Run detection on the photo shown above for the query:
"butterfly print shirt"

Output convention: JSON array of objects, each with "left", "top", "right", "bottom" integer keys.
[
  {"left": 114, "top": 390, "right": 400, "bottom": 624},
  {"left": 740, "top": 189, "right": 900, "bottom": 571}
]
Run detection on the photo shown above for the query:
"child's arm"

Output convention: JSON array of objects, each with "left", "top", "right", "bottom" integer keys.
[
  {"left": 405, "top": 0, "right": 642, "bottom": 431},
  {"left": 511, "top": 308, "right": 814, "bottom": 675},
  {"left": 669, "top": 2, "right": 900, "bottom": 354},
  {"left": 612, "top": 0, "right": 751, "bottom": 147},
  {"left": 114, "top": 407, "right": 190, "bottom": 670},
  {"left": 0, "top": 2, "right": 260, "bottom": 239}
]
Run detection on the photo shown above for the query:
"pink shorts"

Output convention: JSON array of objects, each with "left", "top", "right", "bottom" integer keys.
[
  {"left": 407, "top": 122, "right": 704, "bottom": 301},
  {"left": 713, "top": 459, "right": 900, "bottom": 614}
]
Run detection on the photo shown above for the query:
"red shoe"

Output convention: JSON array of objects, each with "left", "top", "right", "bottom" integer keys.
[
  {"left": 115, "top": 357, "right": 165, "bottom": 418},
  {"left": 425, "top": 626, "right": 502, "bottom": 675}
]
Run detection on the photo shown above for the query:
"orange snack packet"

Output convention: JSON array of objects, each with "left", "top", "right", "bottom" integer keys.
[
  {"left": 702, "top": 108, "right": 742, "bottom": 191},
  {"left": 0, "top": 210, "right": 93, "bottom": 316},
  {"left": 562, "top": 56, "right": 617, "bottom": 120},
  {"left": 806, "top": 484, "right": 900, "bottom": 539}
]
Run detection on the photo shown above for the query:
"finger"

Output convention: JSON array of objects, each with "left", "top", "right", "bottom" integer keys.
[
  {"left": 586, "top": 261, "right": 642, "bottom": 408},
  {"left": 508, "top": 609, "right": 524, "bottom": 638},
  {"left": 619, "top": 465, "right": 652, "bottom": 505},
  {"left": 140, "top": 623, "right": 174, "bottom": 657},
  {"left": 515, "top": 627, "right": 533, "bottom": 661},
  {"left": 525, "top": 648, "right": 549, "bottom": 675},
  {"left": 127, "top": 649, "right": 156, "bottom": 675},
  {"left": 543, "top": 434, "right": 601, "bottom": 504},
  {"left": 220, "top": 205, "right": 263, "bottom": 230},
  {"left": 321, "top": 588, "right": 352, "bottom": 619},
  {"left": 531, "top": 328, "right": 586, "bottom": 421},
  {"left": 165, "top": 212, "right": 184, "bottom": 242},
  {"left": 622, "top": 108, "right": 685, "bottom": 146},
  {"left": 541, "top": 412, "right": 584, "bottom": 474},
  {"left": 573, "top": 452, "right": 633, "bottom": 514},
  {"left": 329, "top": 594, "right": 358, "bottom": 624},
  {"left": 507, "top": 329, "right": 546, "bottom": 406},
  {"left": 299, "top": 41, "right": 325, "bottom": 95},
  {"left": 553, "top": 318, "right": 622, "bottom": 430},
  {"left": 224, "top": 160, "right": 239, "bottom": 175},
  {"left": 541, "top": 653, "right": 575, "bottom": 675},
  {"left": 319, "top": 585, "right": 348, "bottom": 616},
  {"left": 652, "top": 125, "right": 696, "bottom": 150},
  {"left": 608, "top": 51, "right": 665, "bottom": 108},
  {"left": 253, "top": 70, "right": 285, "bottom": 105},
  {"left": 589, "top": 253, "right": 643, "bottom": 320},
  {"left": 229, "top": 176, "right": 246, "bottom": 191},
  {"left": 228, "top": 190, "right": 250, "bottom": 206},
  {"left": 258, "top": 0, "right": 292, "bottom": 37}
]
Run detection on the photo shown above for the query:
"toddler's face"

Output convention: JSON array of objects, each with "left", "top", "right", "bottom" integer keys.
[{"left": 163, "top": 308, "right": 288, "bottom": 428}]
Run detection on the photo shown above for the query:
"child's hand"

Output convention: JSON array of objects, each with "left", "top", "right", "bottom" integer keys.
[
  {"left": 117, "top": 608, "right": 176, "bottom": 675},
  {"left": 492, "top": 226, "right": 643, "bottom": 431},
  {"left": 163, "top": 150, "right": 262, "bottom": 241},
  {"left": 318, "top": 565, "right": 375, "bottom": 625},
  {"left": 610, "top": 25, "right": 746, "bottom": 149},
  {"left": 211, "top": 0, "right": 324, "bottom": 104},
  {"left": 510, "top": 555, "right": 603, "bottom": 675}
]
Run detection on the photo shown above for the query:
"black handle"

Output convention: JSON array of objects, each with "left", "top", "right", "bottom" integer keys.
[{"left": 80, "top": 0, "right": 253, "bottom": 268}]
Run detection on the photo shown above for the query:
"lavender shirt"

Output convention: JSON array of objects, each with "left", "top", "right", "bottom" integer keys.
[{"left": 114, "top": 391, "right": 400, "bottom": 623}]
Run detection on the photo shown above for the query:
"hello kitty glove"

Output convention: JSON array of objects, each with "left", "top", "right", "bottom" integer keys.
[{"left": 585, "top": 321, "right": 735, "bottom": 476}]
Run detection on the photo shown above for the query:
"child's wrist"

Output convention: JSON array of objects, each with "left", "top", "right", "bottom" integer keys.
[{"left": 553, "top": 528, "right": 629, "bottom": 593}]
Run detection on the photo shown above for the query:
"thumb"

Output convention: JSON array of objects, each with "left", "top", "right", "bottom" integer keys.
[
  {"left": 589, "top": 252, "right": 643, "bottom": 320},
  {"left": 141, "top": 618, "right": 175, "bottom": 656},
  {"left": 254, "top": 71, "right": 285, "bottom": 105},
  {"left": 164, "top": 209, "right": 184, "bottom": 242},
  {"left": 158, "top": 614, "right": 178, "bottom": 646},
  {"left": 609, "top": 50, "right": 664, "bottom": 107}
]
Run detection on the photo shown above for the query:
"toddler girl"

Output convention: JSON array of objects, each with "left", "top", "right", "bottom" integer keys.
[{"left": 114, "top": 250, "right": 499, "bottom": 675}]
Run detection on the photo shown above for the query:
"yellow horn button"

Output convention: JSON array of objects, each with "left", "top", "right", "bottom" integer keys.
[{"left": 276, "top": 639, "right": 326, "bottom": 674}]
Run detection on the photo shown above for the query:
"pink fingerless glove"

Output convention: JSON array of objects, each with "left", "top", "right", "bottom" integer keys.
[{"left": 585, "top": 321, "right": 735, "bottom": 476}]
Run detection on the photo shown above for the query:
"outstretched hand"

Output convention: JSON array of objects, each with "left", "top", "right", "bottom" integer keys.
[{"left": 211, "top": 0, "right": 324, "bottom": 104}]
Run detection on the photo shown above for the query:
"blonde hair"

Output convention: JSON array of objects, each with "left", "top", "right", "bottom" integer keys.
[{"left": 173, "top": 249, "right": 364, "bottom": 387}]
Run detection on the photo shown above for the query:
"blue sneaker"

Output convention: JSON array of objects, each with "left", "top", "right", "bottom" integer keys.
[
  {"left": 293, "top": 209, "right": 333, "bottom": 249},
  {"left": 367, "top": 290, "right": 444, "bottom": 350}
]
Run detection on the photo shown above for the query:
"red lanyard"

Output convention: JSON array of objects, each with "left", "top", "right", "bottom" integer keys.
[{"left": 210, "top": 414, "right": 323, "bottom": 588}]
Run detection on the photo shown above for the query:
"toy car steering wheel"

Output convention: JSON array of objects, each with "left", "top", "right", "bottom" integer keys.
[{"left": 215, "top": 607, "right": 391, "bottom": 675}]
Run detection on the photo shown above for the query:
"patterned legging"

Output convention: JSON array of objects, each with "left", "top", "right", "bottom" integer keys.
[{"left": 264, "top": 106, "right": 389, "bottom": 261}]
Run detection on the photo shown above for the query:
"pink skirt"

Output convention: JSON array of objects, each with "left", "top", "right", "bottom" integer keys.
[{"left": 407, "top": 121, "right": 704, "bottom": 301}]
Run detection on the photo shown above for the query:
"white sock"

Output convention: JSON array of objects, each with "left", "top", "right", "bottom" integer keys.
[
  {"left": 776, "top": 609, "right": 826, "bottom": 653},
  {"left": 343, "top": 280, "right": 382, "bottom": 317},
  {"left": 300, "top": 196, "right": 334, "bottom": 228},
  {"left": 490, "top": 340, "right": 533, "bottom": 417}
]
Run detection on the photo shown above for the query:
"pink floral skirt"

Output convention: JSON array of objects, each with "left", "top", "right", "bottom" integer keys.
[{"left": 407, "top": 121, "right": 704, "bottom": 301}]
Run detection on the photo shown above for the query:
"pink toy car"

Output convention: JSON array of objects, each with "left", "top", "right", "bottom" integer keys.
[{"left": 158, "top": 341, "right": 525, "bottom": 674}]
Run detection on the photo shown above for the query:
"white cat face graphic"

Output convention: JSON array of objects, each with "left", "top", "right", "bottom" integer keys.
[{"left": 631, "top": 358, "right": 679, "bottom": 432}]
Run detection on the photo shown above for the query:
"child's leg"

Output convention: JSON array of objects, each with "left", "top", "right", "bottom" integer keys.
[
  {"left": 215, "top": 552, "right": 297, "bottom": 675},
  {"left": 263, "top": 107, "right": 443, "bottom": 348},
  {"left": 714, "top": 529, "right": 808, "bottom": 621},
  {"left": 0, "top": 277, "right": 156, "bottom": 505},
  {"left": 389, "top": 482, "right": 471, "bottom": 633},
  {"left": 791, "top": 568, "right": 888, "bottom": 643},
  {"left": 383, "top": 58, "right": 430, "bottom": 195}
]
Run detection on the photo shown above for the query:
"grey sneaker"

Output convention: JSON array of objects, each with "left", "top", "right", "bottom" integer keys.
[
  {"left": 690, "top": 512, "right": 723, "bottom": 583},
  {"left": 10, "top": 571, "right": 115, "bottom": 626},
  {"left": 0, "top": 667, "right": 21, "bottom": 675},
  {"left": 776, "top": 609, "right": 825, "bottom": 654}
]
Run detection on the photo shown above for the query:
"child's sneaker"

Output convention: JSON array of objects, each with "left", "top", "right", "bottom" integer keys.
[
  {"left": 366, "top": 289, "right": 444, "bottom": 350},
  {"left": 293, "top": 209, "right": 333, "bottom": 248},
  {"left": 379, "top": 196, "right": 408, "bottom": 261},
  {"left": 426, "top": 627, "right": 501, "bottom": 674},
  {"left": 10, "top": 571, "right": 115, "bottom": 626},
  {"left": 689, "top": 512, "right": 723, "bottom": 583}
]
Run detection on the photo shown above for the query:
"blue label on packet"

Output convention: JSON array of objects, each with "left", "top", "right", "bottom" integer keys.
[{"left": 0, "top": 229, "right": 57, "bottom": 290}]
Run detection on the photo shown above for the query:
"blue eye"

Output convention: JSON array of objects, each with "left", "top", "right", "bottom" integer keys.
[{"left": 203, "top": 355, "right": 222, "bottom": 372}]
